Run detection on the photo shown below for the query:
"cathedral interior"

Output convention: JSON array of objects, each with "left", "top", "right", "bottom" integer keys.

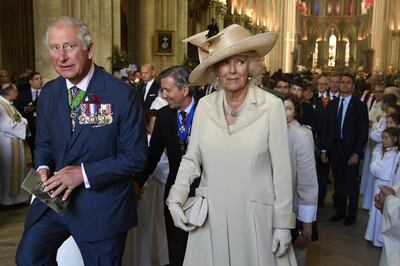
[
  {"left": 0, "top": 0, "right": 399, "bottom": 265},
  {"left": 0, "top": 0, "right": 399, "bottom": 82}
]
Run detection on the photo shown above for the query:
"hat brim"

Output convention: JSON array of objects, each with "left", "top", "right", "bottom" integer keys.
[{"left": 189, "top": 32, "right": 278, "bottom": 85}]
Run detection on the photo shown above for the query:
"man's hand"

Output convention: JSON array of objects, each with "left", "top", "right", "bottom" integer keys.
[
  {"left": 374, "top": 186, "right": 396, "bottom": 212},
  {"left": 294, "top": 223, "right": 312, "bottom": 249},
  {"left": 38, "top": 168, "right": 50, "bottom": 182},
  {"left": 321, "top": 152, "right": 329, "bottom": 163},
  {"left": 133, "top": 182, "right": 142, "bottom": 207},
  {"left": 348, "top": 154, "right": 359, "bottom": 166},
  {"left": 43, "top": 166, "right": 84, "bottom": 201},
  {"left": 24, "top": 105, "right": 36, "bottom": 113}
]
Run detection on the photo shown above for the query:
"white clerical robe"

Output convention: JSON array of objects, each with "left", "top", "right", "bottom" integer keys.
[
  {"left": 380, "top": 183, "right": 400, "bottom": 266},
  {"left": 0, "top": 95, "right": 30, "bottom": 205}
]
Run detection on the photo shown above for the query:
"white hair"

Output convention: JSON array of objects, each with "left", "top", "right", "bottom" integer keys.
[{"left": 45, "top": 16, "right": 92, "bottom": 50}]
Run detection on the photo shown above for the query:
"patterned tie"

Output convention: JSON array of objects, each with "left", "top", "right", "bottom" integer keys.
[
  {"left": 70, "top": 86, "right": 79, "bottom": 132},
  {"left": 336, "top": 98, "right": 344, "bottom": 139},
  {"left": 180, "top": 111, "right": 187, "bottom": 124}
]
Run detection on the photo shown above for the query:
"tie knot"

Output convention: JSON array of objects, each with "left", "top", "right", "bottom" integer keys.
[
  {"left": 180, "top": 111, "right": 187, "bottom": 119},
  {"left": 70, "top": 86, "right": 79, "bottom": 97}
]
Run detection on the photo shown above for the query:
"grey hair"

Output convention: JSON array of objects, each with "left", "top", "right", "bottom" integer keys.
[
  {"left": 159, "top": 65, "right": 193, "bottom": 95},
  {"left": 202, "top": 51, "right": 264, "bottom": 90},
  {"left": 45, "top": 16, "right": 93, "bottom": 50}
]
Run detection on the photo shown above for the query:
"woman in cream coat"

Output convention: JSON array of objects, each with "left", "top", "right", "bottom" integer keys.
[{"left": 167, "top": 24, "right": 296, "bottom": 266}]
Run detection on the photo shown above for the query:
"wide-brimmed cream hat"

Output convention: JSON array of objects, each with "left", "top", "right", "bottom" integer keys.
[{"left": 184, "top": 24, "right": 278, "bottom": 85}]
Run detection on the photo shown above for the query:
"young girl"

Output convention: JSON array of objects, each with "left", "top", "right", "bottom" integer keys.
[
  {"left": 386, "top": 112, "right": 400, "bottom": 128},
  {"left": 365, "top": 127, "right": 400, "bottom": 247},
  {"left": 361, "top": 94, "right": 399, "bottom": 210}
]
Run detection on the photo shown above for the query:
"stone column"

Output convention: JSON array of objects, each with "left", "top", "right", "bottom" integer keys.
[
  {"left": 354, "top": 39, "right": 365, "bottom": 70},
  {"left": 33, "top": 1, "right": 67, "bottom": 82},
  {"left": 33, "top": 0, "right": 118, "bottom": 81},
  {"left": 370, "top": 0, "right": 388, "bottom": 72},
  {"left": 282, "top": 0, "right": 297, "bottom": 72},
  {"left": 389, "top": 32, "right": 400, "bottom": 71},
  {"left": 317, "top": 40, "right": 329, "bottom": 68},
  {"left": 336, "top": 40, "right": 347, "bottom": 69}
]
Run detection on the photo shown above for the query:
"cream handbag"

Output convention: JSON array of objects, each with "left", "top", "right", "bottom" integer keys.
[{"left": 182, "top": 188, "right": 208, "bottom": 227}]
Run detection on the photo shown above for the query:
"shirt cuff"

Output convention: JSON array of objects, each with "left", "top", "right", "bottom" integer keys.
[
  {"left": 81, "top": 163, "right": 91, "bottom": 188},
  {"left": 37, "top": 165, "right": 50, "bottom": 171},
  {"left": 297, "top": 204, "right": 317, "bottom": 223}
]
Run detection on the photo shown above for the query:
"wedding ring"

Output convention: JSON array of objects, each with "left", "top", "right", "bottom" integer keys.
[{"left": 66, "top": 188, "right": 73, "bottom": 193}]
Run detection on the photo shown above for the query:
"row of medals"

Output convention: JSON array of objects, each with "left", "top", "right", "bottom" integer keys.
[{"left": 70, "top": 103, "right": 113, "bottom": 128}]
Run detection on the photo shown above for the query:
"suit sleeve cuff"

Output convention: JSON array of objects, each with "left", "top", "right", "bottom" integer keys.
[
  {"left": 81, "top": 163, "right": 91, "bottom": 188},
  {"left": 297, "top": 204, "right": 317, "bottom": 223}
]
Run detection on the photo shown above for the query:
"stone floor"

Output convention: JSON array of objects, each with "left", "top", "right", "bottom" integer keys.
[
  {"left": 306, "top": 195, "right": 381, "bottom": 266},
  {"left": 0, "top": 145, "right": 382, "bottom": 266},
  {"left": 0, "top": 190, "right": 381, "bottom": 266}
]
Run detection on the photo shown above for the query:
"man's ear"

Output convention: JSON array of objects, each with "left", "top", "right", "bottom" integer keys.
[
  {"left": 87, "top": 42, "right": 94, "bottom": 60},
  {"left": 183, "top": 85, "right": 189, "bottom": 97}
]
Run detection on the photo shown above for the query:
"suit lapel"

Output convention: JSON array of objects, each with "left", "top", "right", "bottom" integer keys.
[
  {"left": 56, "top": 80, "right": 72, "bottom": 142},
  {"left": 342, "top": 96, "right": 354, "bottom": 129}
]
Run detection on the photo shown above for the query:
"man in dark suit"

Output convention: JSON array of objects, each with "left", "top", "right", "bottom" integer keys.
[
  {"left": 135, "top": 65, "right": 196, "bottom": 266},
  {"left": 14, "top": 71, "right": 43, "bottom": 161},
  {"left": 314, "top": 74, "right": 332, "bottom": 207},
  {"left": 321, "top": 73, "right": 369, "bottom": 225},
  {"left": 16, "top": 16, "right": 147, "bottom": 265},
  {"left": 138, "top": 63, "right": 160, "bottom": 110}
]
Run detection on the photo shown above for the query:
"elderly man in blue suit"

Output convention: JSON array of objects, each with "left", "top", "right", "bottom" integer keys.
[{"left": 16, "top": 16, "right": 147, "bottom": 265}]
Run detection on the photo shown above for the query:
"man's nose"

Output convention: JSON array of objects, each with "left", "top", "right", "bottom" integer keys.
[{"left": 58, "top": 48, "right": 68, "bottom": 61}]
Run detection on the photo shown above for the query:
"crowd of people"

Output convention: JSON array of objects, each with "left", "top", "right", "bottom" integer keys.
[{"left": 2, "top": 15, "right": 400, "bottom": 266}]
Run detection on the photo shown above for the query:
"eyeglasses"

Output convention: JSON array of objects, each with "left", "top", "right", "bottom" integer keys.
[{"left": 48, "top": 43, "right": 77, "bottom": 54}]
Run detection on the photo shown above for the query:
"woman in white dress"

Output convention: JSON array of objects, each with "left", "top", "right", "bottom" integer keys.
[
  {"left": 284, "top": 94, "right": 318, "bottom": 266},
  {"left": 166, "top": 24, "right": 297, "bottom": 266},
  {"left": 365, "top": 127, "right": 400, "bottom": 247}
]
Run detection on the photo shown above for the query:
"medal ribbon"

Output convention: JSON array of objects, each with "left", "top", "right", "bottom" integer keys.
[
  {"left": 176, "top": 105, "right": 195, "bottom": 142},
  {"left": 68, "top": 88, "right": 86, "bottom": 109}
]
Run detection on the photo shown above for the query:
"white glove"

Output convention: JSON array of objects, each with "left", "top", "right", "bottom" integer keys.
[
  {"left": 168, "top": 203, "right": 195, "bottom": 232},
  {"left": 271, "top": 229, "right": 292, "bottom": 257}
]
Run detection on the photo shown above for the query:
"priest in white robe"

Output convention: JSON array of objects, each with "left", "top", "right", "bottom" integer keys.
[{"left": 0, "top": 83, "right": 30, "bottom": 206}]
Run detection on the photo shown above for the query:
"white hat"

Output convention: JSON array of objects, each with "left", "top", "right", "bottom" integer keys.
[{"left": 184, "top": 24, "right": 278, "bottom": 85}]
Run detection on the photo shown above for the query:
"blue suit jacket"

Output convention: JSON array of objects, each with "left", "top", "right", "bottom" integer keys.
[{"left": 25, "top": 66, "right": 148, "bottom": 241}]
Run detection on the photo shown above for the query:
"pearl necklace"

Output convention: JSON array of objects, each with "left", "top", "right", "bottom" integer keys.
[{"left": 224, "top": 95, "right": 247, "bottom": 117}]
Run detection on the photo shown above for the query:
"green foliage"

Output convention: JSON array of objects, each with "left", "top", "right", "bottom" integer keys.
[
  {"left": 182, "top": 54, "right": 199, "bottom": 70},
  {"left": 107, "top": 44, "right": 128, "bottom": 68}
]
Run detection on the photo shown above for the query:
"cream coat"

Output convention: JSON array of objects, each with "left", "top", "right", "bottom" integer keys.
[{"left": 168, "top": 86, "right": 296, "bottom": 266}]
